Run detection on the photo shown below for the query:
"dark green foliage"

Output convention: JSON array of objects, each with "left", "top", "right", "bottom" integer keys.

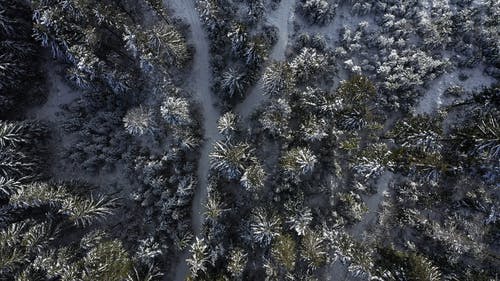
[
  {"left": 387, "top": 115, "right": 448, "bottom": 183},
  {"left": 61, "top": 92, "right": 135, "bottom": 173},
  {"left": 335, "top": 75, "right": 379, "bottom": 131},
  {"left": 450, "top": 111, "right": 499, "bottom": 162},
  {"left": 30, "top": 0, "right": 150, "bottom": 93},
  {"left": 375, "top": 248, "right": 442, "bottom": 281},
  {"left": 0, "top": 121, "right": 48, "bottom": 180},
  {"left": 125, "top": 23, "right": 190, "bottom": 72},
  {"left": 0, "top": 121, "right": 47, "bottom": 148},
  {"left": 0, "top": 0, "right": 43, "bottom": 116},
  {"left": 299, "top": 0, "right": 336, "bottom": 26}
]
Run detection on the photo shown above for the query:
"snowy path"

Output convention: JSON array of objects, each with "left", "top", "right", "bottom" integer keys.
[
  {"left": 268, "top": 0, "right": 296, "bottom": 61},
  {"left": 234, "top": 0, "right": 296, "bottom": 120},
  {"left": 166, "top": 0, "right": 221, "bottom": 280}
]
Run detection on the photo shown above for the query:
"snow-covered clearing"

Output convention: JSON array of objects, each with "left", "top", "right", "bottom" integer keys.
[
  {"left": 415, "top": 65, "right": 496, "bottom": 114},
  {"left": 28, "top": 59, "right": 81, "bottom": 121},
  {"left": 295, "top": 5, "right": 375, "bottom": 45},
  {"left": 235, "top": 0, "right": 296, "bottom": 121}
]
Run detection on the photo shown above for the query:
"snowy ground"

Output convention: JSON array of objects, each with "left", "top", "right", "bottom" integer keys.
[
  {"left": 415, "top": 65, "right": 496, "bottom": 114},
  {"left": 165, "top": 0, "right": 223, "bottom": 279},
  {"left": 350, "top": 172, "right": 393, "bottom": 238},
  {"left": 28, "top": 59, "right": 81, "bottom": 121},
  {"left": 167, "top": 0, "right": 222, "bottom": 237}
]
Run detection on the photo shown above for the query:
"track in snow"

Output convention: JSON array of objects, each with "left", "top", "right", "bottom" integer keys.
[
  {"left": 165, "top": 0, "right": 221, "bottom": 280},
  {"left": 234, "top": 0, "right": 296, "bottom": 120}
]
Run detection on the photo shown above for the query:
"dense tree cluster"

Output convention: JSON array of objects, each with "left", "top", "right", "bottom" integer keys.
[
  {"left": 2, "top": 0, "right": 199, "bottom": 278},
  {"left": 198, "top": 0, "right": 276, "bottom": 107},
  {"left": 299, "top": 0, "right": 337, "bottom": 25},
  {"left": 0, "top": 1, "right": 44, "bottom": 117},
  {"left": 0, "top": 119, "right": 161, "bottom": 280},
  {"left": 1, "top": 0, "right": 498, "bottom": 280},
  {"left": 333, "top": 0, "right": 499, "bottom": 111},
  {"left": 184, "top": 17, "right": 498, "bottom": 278}
]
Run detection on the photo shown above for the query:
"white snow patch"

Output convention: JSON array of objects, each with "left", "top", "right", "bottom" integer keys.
[
  {"left": 28, "top": 59, "right": 81, "bottom": 121},
  {"left": 415, "top": 65, "right": 495, "bottom": 114}
]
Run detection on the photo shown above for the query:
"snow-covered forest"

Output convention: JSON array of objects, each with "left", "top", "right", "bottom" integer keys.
[{"left": 0, "top": 0, "right": 498, "bottom": 280}]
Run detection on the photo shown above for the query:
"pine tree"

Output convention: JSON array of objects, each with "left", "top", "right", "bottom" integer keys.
[
  {"left": 335, "top": 75, "right": 377, "bottom": 131},
  {"left": 0, "top": 149, "right": 37, "bottom": 178},
  {"left": 271, "top": 233, "right": 296, "bottom": 273},
  {"left": 280, "top": 147, "right": 317, "bottom": 180},
  {"left": 337, "top": 191, "right": 368, "bottom": 223},
  {"left": 452, "top": 113, "right": 499, "bottom": 161},
  {"left": 10, "top": 182, "right": 117, "bottom": 227},
  {"left": 227, "top": 22, "right": 248, "bottom": 55},
  {"left": 125, "top": 24, "right": 189, "bottom": 71},
  {"left": 299, "top": 115, "right": 328, "bottom": 142},
  {"left": 244, "top": 36, "right": 267, "bottom": 66},
  {"left": 227, "top": 248, "right": 247, "bottom": 279},
  {"left": 123, "top": 106, "right": 157, "bottom": 136},
  {"left": 221, "top": 68, "right": 247, "bottom": 98},
  {"left": 0, "top": 1, "right": 40, "bottom": 114},
  {"left": 0, "top": 121, "right": 46, "bottom": 148},
  {"left": 262, "top": 62, "right": 294, "bottom": 97},
  {"left": 204, "top": 194, "right": 224, "bottom": 223},
  {"left": 387, "top": 115, "right": 446, "bottom": 184},
  {"left": 82, "top": 238, "right": 132, "bottom": 281},
  {"left": 160, "top": 96, "right": 192, "bottom": 126},
  {"left": 300, "top": 0, "right": 336, "bottom": 25},
  {"left": 210, "top": 141, "right": 252, "bottom": 180},
  {"left": 186, "top": 237, "right": 209, "bottom": 279},
  {"left": 259, "top": 98, "right": 291, "bottom": 138},
  {"left": 240, "top": 163, "right": 266, "bottom": 191},
  {"left": 290, "top": 47, "right": 329, "bottom": 83},
  {"left": 376, "top": 248, "right": 442, "bottom": 281},
  {"left": 217, "top": 111, "right": 238, "bottom": 138},
  {"left": 250, "top": 208, "right": 281, "bottom": 247},
  {"left": 287, "top": 206, "right": 312, "bottom": 236},
  {"left": 300, "top": 229, "right": 326, "bottom": 270},
  {"left": 0, "top": 179, "right": 134, "bottom": 280}
]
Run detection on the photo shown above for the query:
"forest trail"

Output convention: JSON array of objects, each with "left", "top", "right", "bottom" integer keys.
[
  {"left": 166, "top": 0, "right": 221, "bottom": 280},
  {"left": 234, "top": 0, "right": 296, "bottom": 120}
]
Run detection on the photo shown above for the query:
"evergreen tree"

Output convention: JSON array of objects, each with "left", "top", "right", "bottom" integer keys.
[
  {"left": 123, "top": 106, "right": 157, "bottom": 136},
  {"left": 300, "top": 0, "right": 337, "bottom": 26},
  {"left": 290, "top": 47, "right": 330, "bottom": 83},
  {"left": 250, "top": 208, "right": 281, "bottom": 247},
  {"left": 280, "top": 147, "right": 317, "bottom": 181},
  {"left": 160, "top": 96, "right": 192, "bottom": 126},
  {"left": 221, "top": 68, "right": 247, "bottom": 98},
  {"left": 262, "top": 62, "right": 295, "bottom": 97},
  {"left": 240, "top": 162, "right": 266, "bottom": 191},
  {"left": 186, "top": 237, "right": 209, "bottom": 279},
  {"left": 210, "top": 141, "right": 252, "bottom": 180}
]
